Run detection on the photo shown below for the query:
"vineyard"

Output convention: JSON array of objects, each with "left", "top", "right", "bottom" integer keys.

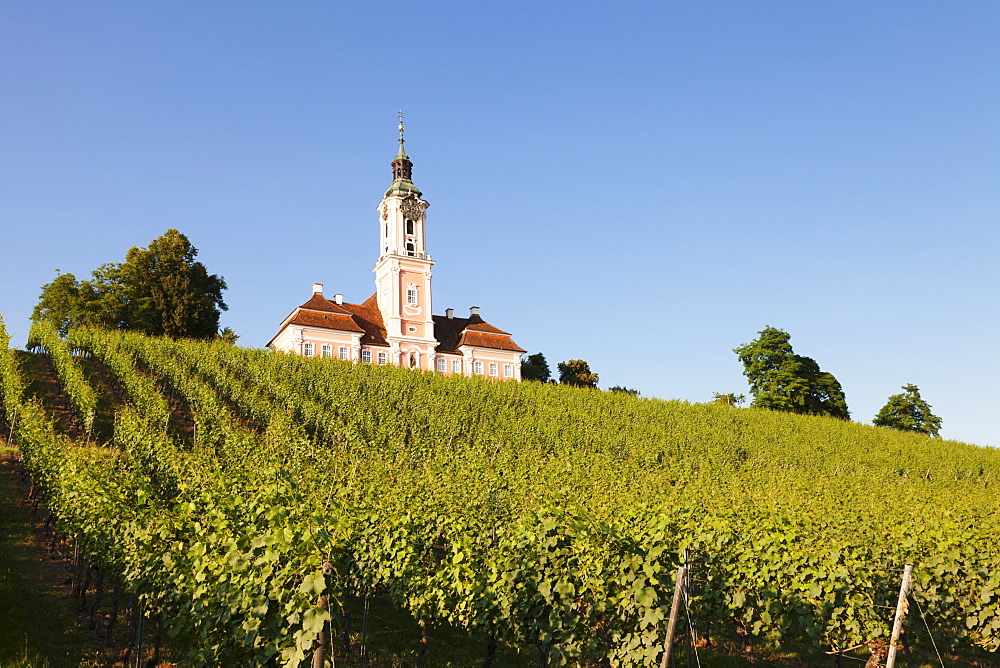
[{"left": 1, "top": 316, "right": 999, "bottom": 666}]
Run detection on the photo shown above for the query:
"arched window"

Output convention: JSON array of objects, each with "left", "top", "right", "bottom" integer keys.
[
  {"left": 405, "top": 219, "right": 414, "bottom": 235},
  {"left": 409, "top": 353, "right": 418, "bottom": 368}
]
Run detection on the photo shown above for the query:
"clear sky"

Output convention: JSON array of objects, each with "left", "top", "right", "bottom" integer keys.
[{"left": 1, "top": 2, "right": 997, "bottom": 446}]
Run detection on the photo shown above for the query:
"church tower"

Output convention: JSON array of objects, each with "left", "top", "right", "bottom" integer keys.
[
  {"left": 268, "top": 114, "right": 524, "bottom": 378},
  {"left": 372, "top": 113, "right": 437, "bottom": 370}
]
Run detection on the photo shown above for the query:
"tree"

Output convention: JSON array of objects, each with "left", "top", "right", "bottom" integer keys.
[
  {"left": 873, "top": 384, "right": 942, "bottom": 437},
  {"left": 733, "top": 327, "right": 849, "bottom": 419},
  {"left": 32, "top": 265, "right": 127, "bottom": 335},
  {"left": 712, "top": 392, "right": 745, "bottom": 407},
  {"left": 609, "top": 386, "right": 639, "bottom": 396},
  {"left": 557, "top": 359, "right": 599, "bottom": 388},
  {"left": 520, "top": 353, "right": 551, "bottom": 383},
  {"left": 33, "top": 230, "right": 227, "bottom": 340},
  {"left": 216, "top": 327, "right": 240, "bottom": 345}
]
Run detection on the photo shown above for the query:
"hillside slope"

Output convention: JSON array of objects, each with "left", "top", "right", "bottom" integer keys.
[{"left": 1, "top": 319, "right": 998, "bottom": 665}]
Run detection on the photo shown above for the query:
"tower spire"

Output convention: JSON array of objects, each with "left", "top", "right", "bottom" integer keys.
[
  {"left": 388, "top": 110, "right": 419, "bottom": 196},
  {"left": 397, "top": 109, "right": 406, "bottom": 156}
]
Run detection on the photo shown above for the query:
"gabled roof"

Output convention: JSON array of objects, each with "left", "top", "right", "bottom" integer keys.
[
  {"left": 272, "top": 291, "right": 523, "bottom": 354},
  {"left": 287, "top": 310, "right": 364, "bottom": 333},
  {"left": 433, "top": 314, "right": 526, "bottom": 354},
  {"left": 339, "top": 294, "right": 389, "bottom": 347},
  {"left": 298, "top": 292, "right": 355, "bottom": 315}
]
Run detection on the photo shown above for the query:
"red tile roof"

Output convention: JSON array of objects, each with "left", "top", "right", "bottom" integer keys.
[
  {"left": 457, "top": 330, "right": 526, "bottom": 352},
  {"left": 433, "top": 314, "right": 525, "bottom": 353},
  {"left": 288, "top": 310, "right": 364, "bottom": 333},
  {"left": 274, "top": 292, "right": 523, "bottom": 354},
  {"left": 339, "top": 294, "right": 389, "bottom": 347},
  {"left": 298, "top": 292, "right": 354, "bottom": 315}
]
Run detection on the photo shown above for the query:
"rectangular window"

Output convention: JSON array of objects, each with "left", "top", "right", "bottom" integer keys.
[
  {"left": 489, "top": 362, "right": 499, "bottom": 377},
  {"left": 504, "top": 364, "right": 514, "bottom": 378},
  {"left": 407, "top": 289, "right": 418, "bottom": 306},
  {"left": 361, "top": 349, "right": 372, "bottom": 363},
  {"left": 473, "top": 360, "right": 483, "bottom": 375},
  {"left": 339, "top": 346, "right": 349, "bottom": 360},
  {"left": 436, "top": 358, "right": 446, "bottom": 372},
  {"left": 377, "top": 351, "right": 387, "bottom": 365},
  {"left": 452, "top": 360, "right": 462, "bottom": 374},
  {"left": 321, "top": 344, "right": 332, "bottom": 358},
  {"left": 303, "top": 342, "right": 314, "bottom": 357}
]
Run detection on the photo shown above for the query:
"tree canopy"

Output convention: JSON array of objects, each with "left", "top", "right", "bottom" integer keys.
[
  {"left": 33, "top": 229, "right": 227, "bottom": 339},
  {"left": 520, "top": 353, "right": 551, "bottom": 383},
  {"left": 873, "top": 384, "right": 942, "bottom": 437},
  {"left": 711, "top": 392, "right": 746, "bottom": 407},
  {"left": 557, "top": 359, "right": 599, "bottom": 388},
  {"left": 733, "top": 327, "right": 849, "bottom": 419}
]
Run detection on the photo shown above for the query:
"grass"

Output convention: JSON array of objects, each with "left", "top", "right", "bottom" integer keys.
[{"left": 0, "top": 446, "right": 92, "bottom": 668}]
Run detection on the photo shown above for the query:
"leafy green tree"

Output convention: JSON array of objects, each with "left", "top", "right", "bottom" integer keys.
[
  {"left": 216, "top": 327, "right": 240, "bottom": 345},
  {"left": 32, "top": 271, "right": 90, "bottom": 335},
  {"left": 873, "top": 384, "right": 942, "bottom": 437},
  {"left": 557, "top": 359, "right": 599, "bottom": 388},
  {"left": 32, "top": 267, "right": 126, "bottom": 335},
  {"left": 609, "top": 386, "right": 639, "bottom": 396},
  {"left": 712, "top": 392, "right": 745, "bottom": 406},
  {"left": 733, "top": 327, "right": 849, "bottom": 419},
  {"left": 521, "top": 353, "right": 551, "bottom": 383},
  {"left": 32, "top": 229, "right": 227, "bottom": 340},
  {"left": 120, "top": 229, "right": 227, "bottom": 339}
]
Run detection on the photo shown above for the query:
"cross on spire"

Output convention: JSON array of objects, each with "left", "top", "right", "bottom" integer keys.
[{"left": 397, "top": 109, "right": 405, "bottom": 146}]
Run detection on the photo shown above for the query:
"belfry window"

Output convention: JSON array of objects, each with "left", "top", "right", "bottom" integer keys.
[
  {"left": 405, "top": 219, "right": 414, "bottom": 235},
  {"left": 405, "top": 242, "right": 415, "bottom": 256}
]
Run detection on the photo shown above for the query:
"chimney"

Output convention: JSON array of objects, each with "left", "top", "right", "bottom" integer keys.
[
  {"left": 312, "top": 283, "right": 323, "bottom": 295},
  {"left": 446, "top": 308, "right": 454, "bottom": 319},
  {"left": 469, "top": 306, "right": 480, "bottom": 317},
  {"left": 334, "top": 293, "right": 343, "bottom": 305}
]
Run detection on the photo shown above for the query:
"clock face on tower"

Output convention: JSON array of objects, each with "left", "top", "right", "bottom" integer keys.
[{"left": 400, "top": 197, "right": 422, "bottom": 221}]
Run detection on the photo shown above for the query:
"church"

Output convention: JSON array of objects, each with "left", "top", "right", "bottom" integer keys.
[{"left": 267, "top": 119, "right": 525, "bottom": 380}]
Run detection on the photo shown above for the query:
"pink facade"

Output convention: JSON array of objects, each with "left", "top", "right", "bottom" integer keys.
[{"left": 268, "top": 123, "right": 525, "bottom": 379}]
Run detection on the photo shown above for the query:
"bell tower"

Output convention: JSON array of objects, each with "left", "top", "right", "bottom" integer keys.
[{"left": 373, "top": 112, "right": 437, "bottom": 369}]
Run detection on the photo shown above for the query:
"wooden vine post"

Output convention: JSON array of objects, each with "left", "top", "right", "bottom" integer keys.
[
  {"left": 885, "top": 564, "right": 913, "bottom": 668},
  {"left": 660, "top": 565, "right": 688, "bottom": 668}
]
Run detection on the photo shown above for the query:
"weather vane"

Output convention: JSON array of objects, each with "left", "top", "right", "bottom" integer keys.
[{"left": 397, "top": 109, "right": 405, "bottom": 145}]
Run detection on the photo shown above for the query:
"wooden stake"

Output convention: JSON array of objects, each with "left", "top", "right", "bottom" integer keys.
[
  {"left": 885, "top": 564, "right": 912, "bottom": 668},
  {"left": 660, "top": 565, "right": 688, "bottom": 668}
]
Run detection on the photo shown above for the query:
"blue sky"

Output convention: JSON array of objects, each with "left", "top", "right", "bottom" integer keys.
[{"left": 1, "top": 2, "right": 997, "bottom": 446}]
